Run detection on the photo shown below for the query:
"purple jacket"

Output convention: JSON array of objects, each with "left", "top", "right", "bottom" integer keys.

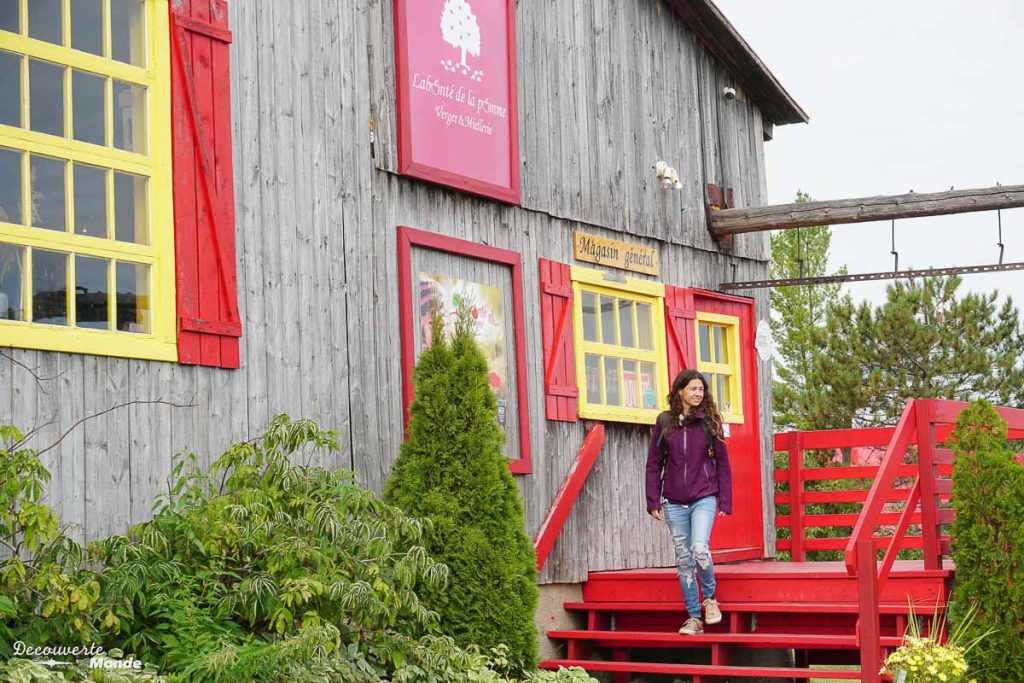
[{"left": 645, "top": 411, "right": 733, "bottom": 514}]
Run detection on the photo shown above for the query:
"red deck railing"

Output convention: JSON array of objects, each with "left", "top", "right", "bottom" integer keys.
[{"left": 775, "top": 399, "right": 1024, "bottom": 682}]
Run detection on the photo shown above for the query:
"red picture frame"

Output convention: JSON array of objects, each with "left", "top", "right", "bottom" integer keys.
[
  {"left": 397, "top": 226, "right": 532, "bottom": 474},
  {"left": 393, "top": 0, "right": 520, "bottom": 204}
]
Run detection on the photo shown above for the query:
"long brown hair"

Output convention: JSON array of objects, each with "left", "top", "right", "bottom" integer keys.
[{"left": 663, "top": 369, "right": 724, "bottom": 439}]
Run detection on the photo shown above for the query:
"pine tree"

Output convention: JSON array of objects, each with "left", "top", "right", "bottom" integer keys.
[
  {"left": 948, "top": 401, "right": 1024, "bottom": 681},
  {"left": 769, "top": 191, "right": 847, "bottom": 430},
  {"left": 384, "top": 314, "right": 539, "bottom": 673},
  {"left": 805, "top": 277, "right": 1024, "bottom": 428}
]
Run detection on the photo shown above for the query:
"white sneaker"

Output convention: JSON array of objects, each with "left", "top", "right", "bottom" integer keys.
[
  {"left": 678, "top": 617, "right": 704, "bottom": 635},
  {"left": 703, "top": 597, "right": 722, "bottom": 625}
]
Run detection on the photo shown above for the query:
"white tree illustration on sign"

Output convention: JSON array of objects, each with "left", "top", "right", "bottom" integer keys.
[{"left": 440, "top": 0, "right": 483, "bottom": 80}]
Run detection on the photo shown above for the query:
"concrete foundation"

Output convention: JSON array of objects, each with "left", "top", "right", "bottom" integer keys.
[{"left": 535, "top": 582, "right": 586, "bottom": 661}]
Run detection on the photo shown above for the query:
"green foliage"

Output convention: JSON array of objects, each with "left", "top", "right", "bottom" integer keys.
[
  {"left": 0, "top": 417, "right": 586, "bottom": 683},
  {"left": 769, "top": 191, "right": 849, "bottom": 430},
  {"left": 948, "top": 402, "right": 1024, "bottom": 681},
  {"left": 92, "top": 414, "right": 453, "bottom": 681},
  {"left": 0, "top": 653, "right": 168, "bottom": 682},
  {"left": 0, "top": 655, "right": 165, "bottom": 683},
  {"left": 804, "top": 277, "right": 1024, "bottom": 429},
  {"left": 0, "top": 426, "right": 102, "bottom": 651},
  {"left": 385, "top": 315, "right": 540, "bottom": 674}
]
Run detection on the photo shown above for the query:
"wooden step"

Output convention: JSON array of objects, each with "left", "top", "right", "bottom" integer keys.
[
  {"left": 564, "top": 600, "right": 946, "bottom": 614},
  {"left": 547, "top": 629, "right": 903, "bottom": 649},
  {"left": 539, "top": 658, "right": 861, "bottom": 679},
  {"left": 582, "top": 560, "right": 952, "bottom": 604}
]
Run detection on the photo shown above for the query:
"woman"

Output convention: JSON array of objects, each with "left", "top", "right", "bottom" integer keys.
[{"left": 645, "top": 369, "right": 733, "bottom": 635}]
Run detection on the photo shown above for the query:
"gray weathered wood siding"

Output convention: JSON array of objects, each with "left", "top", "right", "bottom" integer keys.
[{"left": 0, "top": 0, "right": 776, "bottom": 583}]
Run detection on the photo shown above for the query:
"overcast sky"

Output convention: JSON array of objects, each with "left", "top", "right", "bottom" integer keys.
[{"left": 712, "top": 1, "right": 1024, "bottom": 309}]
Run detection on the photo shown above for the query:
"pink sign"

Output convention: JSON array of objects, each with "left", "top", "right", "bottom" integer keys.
[{"left": 395, "top": 0, "right": 520, "bottom": 203}]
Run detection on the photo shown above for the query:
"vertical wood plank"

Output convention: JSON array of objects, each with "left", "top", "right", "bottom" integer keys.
[
  {"left": 56, "top": 353, "right": 85, "bottom": 544},
  {"left": 84, "top": 357, "right": 131, "bottom": 539},
  {"left": 232, "top": 0, "right": 267, "bottom": 435},
  {"left": 128, "top": 359, "right": 172, "bottom": 524}
]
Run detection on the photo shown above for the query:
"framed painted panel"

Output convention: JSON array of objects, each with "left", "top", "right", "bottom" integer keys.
[
  {"left": 394, "top": 0, "right": 520, "bottom": 203},
  {"left": 397, "top": 226, "right": 531, "bottom": 474}
]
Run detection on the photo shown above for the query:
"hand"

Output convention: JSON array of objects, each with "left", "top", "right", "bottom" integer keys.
[
  {"left": 718, "top": 511, "right": 728, "bottom": 517},
  {"left": 650, "top": 509, "right": 664, "bottom": 522}
]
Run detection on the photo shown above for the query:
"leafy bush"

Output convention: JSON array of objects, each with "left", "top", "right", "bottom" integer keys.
[
  {"left": 0, "top": 425, "right": 103, "bottom": 652},
  {"left": 385, "top": 315, "right": 539, "bottom": 673},
  {"left": 0, "top": 418, "right": 591, "bottom": 683},
  {"left": 948, "top": 401, "right": 1024, "bottom": 682},
  {"left": 91, "top": 414, "right": 455, "bottom": 681},
  {"left": 0, "top": 652, "right": 167, "bottom": 682}
]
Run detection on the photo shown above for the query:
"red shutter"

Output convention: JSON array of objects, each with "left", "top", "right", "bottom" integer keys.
[
  {"left": 539, "top": 259, "right": 578, "bottom": 421},
  {"left": 664, "top": 285, "right": 696, "bottom": 384},
  {"left": 170, "top": 0, "right": 241, "bottom": 369}
]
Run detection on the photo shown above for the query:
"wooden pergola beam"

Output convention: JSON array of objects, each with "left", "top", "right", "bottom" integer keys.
[{"left": 710, "top": 184, "right": 1024, "bottom": 236}]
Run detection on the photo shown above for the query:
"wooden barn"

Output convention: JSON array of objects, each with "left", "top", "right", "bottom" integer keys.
[{"left": 3, "top": 0, "right": 1001, "bottom": 680}]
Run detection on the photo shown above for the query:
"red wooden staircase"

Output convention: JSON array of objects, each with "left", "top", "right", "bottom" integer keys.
[
  {"left": 538, "top": 399, "right": 1024, "bottom": 682},
  {"left": 540, "top": 560, "right": 952, "bottom": 680}
]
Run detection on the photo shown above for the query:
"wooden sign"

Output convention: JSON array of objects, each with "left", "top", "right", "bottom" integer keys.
[
  {"left": 573, "top": 231, "right": 659, "bottom": 276},
  {"left": 394, "top": 0, "right": 520, "bottom": 203}
]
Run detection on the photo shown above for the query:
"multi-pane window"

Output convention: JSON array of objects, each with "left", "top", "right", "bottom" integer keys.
[
  {"left": 695, "top": 312, "right": 743, "bottom": 423},
  {"left": 0, "top": 0, "right": 176, "bottom": 361},
  {"left": 572, "top": 267, "right": 667, "bottom": 423}
]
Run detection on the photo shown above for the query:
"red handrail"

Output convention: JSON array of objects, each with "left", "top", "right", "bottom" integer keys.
[
  {"left": 844, "top": 399, "right": 1024, "bottom": 681},
  {"left": 775, "top": 399, "right": 1024, "bottom": 682}
]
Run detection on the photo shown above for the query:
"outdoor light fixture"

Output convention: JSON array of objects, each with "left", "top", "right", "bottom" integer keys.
[{"left": 654, "top": 160, "right": 683, "bottom": 190}]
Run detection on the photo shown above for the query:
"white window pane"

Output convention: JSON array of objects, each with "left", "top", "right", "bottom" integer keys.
[
  {"left": 30, "top": 155, "right": 66, "bottom": 231},
  {"left": 0, "top": 1, "right": 19, "bottom": 34},
  {"left": 604, "top": 356, "right": 621, "bottom": 406},
  {"left": 618, "top": 298, "right": 635, "bottom": 348},
  {"left": 111, "top": 0, "right": 146, "bottom": 66},
  {"left": 0, "top": 51, "right": 21, "bottom": 127},
  {"left": 717, "top": 374, "right": 731, "bottom": 414},
  {"left": 116, "top": 261, "right": 150, "bottom": 333},
  {"left": 113, "top": 80, "right": 147, "bottom": 153},
  {"left": 28, "top": 0, "right": 62, "bottom": 45},
  {"left": 640, "top": 361, "right": 657, "bottom": 409},
  {"left": 72, "top": 70, "right": 106, "bottom": 146},
  {"left": 75, "top": 255, "right": 109, "bottom": 329},
  {"left": 0, "top": 242, "right": 24, "bottom": 320},
  {"left": 114, "top": 171, "right": 148, "bottom": 244},
  {"left": 29, "top": 59, "right": 65, "bottom": 137},
  {"left": 581, "top": 290, "right": 597, "bottom": 342},
  {"left": 600, "top": 295, "right": 616, "bottom": 345},
  {"left": 74, "top": 163, "right": 107, "bottom": 237},
  {"left": 698, "top": 322, "right": 711, "bottom": 362},
  {"left": 713, "top": 325, "right": 728, "bottom": 364},
  {"left": 0, "top": 147, "right": 22, "bottom": 224},
  {"left": 584, "top": 353, "right": 601, "bottom": 404},
  {"left": 636, "top": 302, "right": 653, "bottom": 350},
  {"left": 71, "top": 0, "right": 104, "bottom": 56},
  {"left": 32, "top": 248, "right": 68, "bottom": 325},
  {"left": 622, "top": 359, "right": 638, "bottom": 408}
]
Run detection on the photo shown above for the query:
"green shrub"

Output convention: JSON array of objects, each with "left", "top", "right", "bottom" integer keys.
[
  {"left": 1, "top": 417, "right": 586, "bottom": 682},
  {"left": 385, "top": 315, "right": 539, "bottom": 673},
  {"left": 0, "top": 425, "right": 102, "bottom": 652},
  {"left": 948, "top": 401, "right": 1024, "bottom": 681}
]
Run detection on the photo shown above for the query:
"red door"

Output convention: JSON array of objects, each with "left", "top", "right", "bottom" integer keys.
[{"left": 691, "top": 291, "right": 764, "bottom": 563}]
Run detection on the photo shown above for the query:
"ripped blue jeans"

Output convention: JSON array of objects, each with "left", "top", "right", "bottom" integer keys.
[{"left": 663, "top": 496, "right": 718, "bottom": 619}]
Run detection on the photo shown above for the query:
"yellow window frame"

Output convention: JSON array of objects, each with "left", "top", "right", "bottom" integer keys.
[
  {"left": 694, "top": 311, "right": 744, "bottom": 424},
  {"left": 0, "top": 0, "right": 176, "bottom": 361},
  {"left": 570, "top": 265, "right": 669, "bottom": 424}
]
